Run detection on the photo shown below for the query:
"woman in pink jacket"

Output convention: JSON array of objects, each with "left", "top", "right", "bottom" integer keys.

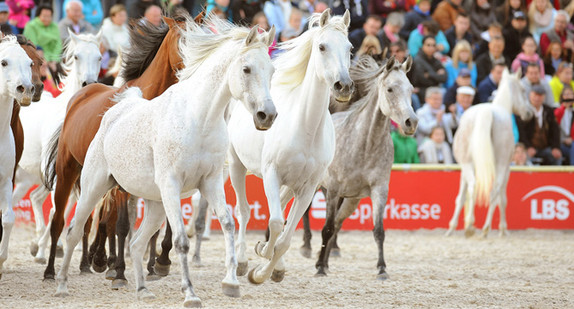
[{"left": 6, "top": 0, "right": 34, "bottom": 33}]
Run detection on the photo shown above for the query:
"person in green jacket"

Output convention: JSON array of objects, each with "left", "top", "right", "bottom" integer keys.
[
  {"left": 23, "top": 4, "right": 62, "bottom": 73},
  {"left": 391, "top": 129, "right": 421, "bottom": 164}
]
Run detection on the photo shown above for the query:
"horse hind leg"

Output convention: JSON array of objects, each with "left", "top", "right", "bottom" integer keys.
[
  {"left": 105, "top": 195, "right": 118, "bottom": 280},
  {"left": 481, "top": 177, "right": 503, "bottom": 238},
  {"left": 299, "top": 206, "right": 313, "bottom": 258},
  {"left": 446, "top": 170, "right": 469, "bottom": 237},
  {"left": 315, "top": 193, "right": 344, "bottom": 277},
  {"left": 0, "top": 182, "right": 16, "bottom": 280},
  {"left": 112, "top": 193, "right": 132, "bottom": 289},
  {"left": 145, "top": 229, "right": 160, "bottom": 281},
  {"left": 497, "top": 171, "right": 511, "bottom": 237},
  {"left": 192, "top": 197, "right": 208, "bottom": 267},
  {"left": 28, "top": 185, "right": 50, "bottom": 256},
  {"left": 154, "top": 219, "right": 173, "bottom": 276}
]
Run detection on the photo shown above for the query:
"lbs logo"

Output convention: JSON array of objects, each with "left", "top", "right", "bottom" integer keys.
[{"left": 522, "top": 186, "right": 572, "bottom": 220}]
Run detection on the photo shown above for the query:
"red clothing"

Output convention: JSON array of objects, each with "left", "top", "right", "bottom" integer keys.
[
  {"left": 540, "top": 30, "right": 569, "bottom": 56},
  {"left": 554, "top": 105, "right": 574, "bottom": 139}
]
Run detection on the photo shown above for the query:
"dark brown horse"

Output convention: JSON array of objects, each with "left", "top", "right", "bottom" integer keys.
[{"left": 42, "top": 17, "right": 186, "bottom": 282}]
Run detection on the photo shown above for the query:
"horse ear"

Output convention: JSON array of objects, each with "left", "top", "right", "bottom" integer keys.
[
  {"left": 319, "top": 8, "right": 331, "bottom": 27},
  {"left": 266, "top": 26, "right": 276, "bottom": 47},
  {"left": 402, "top": 56, "right": 413, "bottom": 73},
  {"left": 193, "top": 11, "right": 205, "bottom": 24},
  {"left": 386, "top": 55, "right": 396, "bottom": 71},
  {"left": 245, "top": 26, "right": 258, "bottom": 46},
  {"left": 515, "top": 66, "right": 522, "bottom": 79},
  {"left": 67, "top": 28, "right": 79, "bottom": 42},
  {"left": 164, "top": 17, "right": 176, "bottom": 28},
  {"left": 342, "top": 10, "right": 351, "bottom": 28}
]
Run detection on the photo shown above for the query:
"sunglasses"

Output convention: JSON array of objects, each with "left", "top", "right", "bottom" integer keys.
[{"left": 562, "top": 98, "right": 574, "bottom": 103}]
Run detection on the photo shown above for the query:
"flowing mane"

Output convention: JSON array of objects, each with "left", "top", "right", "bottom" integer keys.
[
  {"left": 272, "top": 13, "right": 349, "bottom": 91},
  {"left": 176, "top": 16, "right": 267, "bottom": 81},
  {"left": 0, "top": 35, "right": 19, "bottom": 51},
  {"left": 59, "top": 33, "right": 100, "bottom": 90}
]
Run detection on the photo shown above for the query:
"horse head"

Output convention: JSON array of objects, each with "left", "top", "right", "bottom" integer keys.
[
  {"left": 502, "top": 67, "right": 535, "bottom": 121},
  {"left": 16, "top": 35, "right": 43, "bottom": 101},
  {"left": 64, "top": 29, "right": 102, "bottom": 88},
  {"left": 0, "top": 36, "right": 34, "bottom": 106}
]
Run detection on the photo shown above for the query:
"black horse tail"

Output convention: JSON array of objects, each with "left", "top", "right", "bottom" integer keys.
[{"left": 43, "top": 123, "right": 62, "bottom": 191}]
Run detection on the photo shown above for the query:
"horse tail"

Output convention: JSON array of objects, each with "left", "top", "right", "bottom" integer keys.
[
  {"left": 43, "top": 123, "right": 62, "bottom": 191},
  {"left": 470, "top": 107, "right": 495, "bottom": 206}
]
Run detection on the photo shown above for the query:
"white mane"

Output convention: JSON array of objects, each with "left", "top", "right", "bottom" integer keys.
[
  {"left": 60, "top": 33, "right": 100, "bottom": 91},
  {"left": 0, "top": 35, "right": 20, "bottom": 52}
]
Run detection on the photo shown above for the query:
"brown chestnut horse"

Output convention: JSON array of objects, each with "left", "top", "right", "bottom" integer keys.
[{"left": 42, "top": 17, "right": 187, "bottom": 281}]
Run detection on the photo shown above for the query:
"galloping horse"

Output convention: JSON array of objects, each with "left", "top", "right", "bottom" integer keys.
[
  {"left": 42, "top": 17, "right": 185, "bottom": 282},
  {"left": 54, "top": 20, "right": 276, "bottom": 307},
  {"left": 0, "top": 35, "right": 36, "bottom": 279},
  {"left": 227, "top": 9, "right": 354, "bottom": 284},
  {"left": 445, "top": 68, "right": 534, "bottom": 238}
]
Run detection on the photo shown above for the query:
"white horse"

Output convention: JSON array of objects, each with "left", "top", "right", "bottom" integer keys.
[
  {"left": 0, "top": 35, "right": 35, "bottom": 279},
  {"left": 54, "top": 19, "right": 276, "bottom": 307},
  {"left": 446, "top": 68, "right": 534, "bottom": 238},
  {"left": 227, "top": 9, "right": 354, "bottom": 284},
  {"left": 13, "top": 30, "right": 102, "bottom": 263}
]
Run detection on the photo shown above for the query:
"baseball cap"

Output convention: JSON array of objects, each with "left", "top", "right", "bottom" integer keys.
[
  {"left": 512, "top": 11, "right": 526, "bottom": 20},
  {"left": 531, "top": 84, "right": 546, "bottom": 95},
  {"left": 458, "top": 68, "right": 471, "bottom": 78},
  {"left": 457, "top": 86, "right": 476, "bottom": 96},
  {"left": 0, "top": 2, "right": 9, "bottom": 12}
]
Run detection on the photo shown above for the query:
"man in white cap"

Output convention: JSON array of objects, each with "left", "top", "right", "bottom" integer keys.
[{"left": 443, "top": 85, "right": 476, "bottom": 138}]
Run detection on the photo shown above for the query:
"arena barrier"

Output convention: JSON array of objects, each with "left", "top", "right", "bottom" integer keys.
[{"left": 13, "top": 165, "right": 574, "bottom": 230}]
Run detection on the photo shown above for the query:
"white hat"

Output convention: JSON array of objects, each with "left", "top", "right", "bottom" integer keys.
[{"left": 457, "top": 86, "right": 475, "bottom": 96}]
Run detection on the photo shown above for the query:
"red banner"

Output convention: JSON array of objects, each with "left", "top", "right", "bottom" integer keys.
[{"left": 13, "top": 169, "right": 574, "bottom": 230}]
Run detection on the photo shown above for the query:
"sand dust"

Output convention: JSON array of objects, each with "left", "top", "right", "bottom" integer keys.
[{"left": 1, "top": 225, "right": 573, "bottom": 308}]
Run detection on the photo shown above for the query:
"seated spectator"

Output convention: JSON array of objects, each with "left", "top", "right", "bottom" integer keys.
[
  {"left": 517, "top": 84, "right": 562, "bottom": 165},
  {"left": 521, "top": 62, "right": 555, "bottom": 107},
  {"left": 143, "top": 4, "right": 162, "bottom": 26},
  {"left": 475, "top": 35, "right": 507, "bottom": 85},
  {"left": 23, "top": 4, "right": 61, "bottom": 74},
  {"left": 511, "top": 142, "right": 533, "bottom": 166},
  {"left": 416, "top": 87, "right": 456, "bottom": 144},
  {"left": 443, "top": 68, "right": 479, "bottom": 110},
  {"left": 554, "top": 86, "right": 574, "bottom": 165},
  {"left": 477, "top": 61, "right": 506, "bottom": 103},
  {"left": 232, "top": 0, "right": 263, "bottom": 26},
  {"left": 418, "top": 126, "right": 454, "bottom": 163},
  {"left": 528, "top": 0, "right": 556, "bottom": 44},
  {"left": 469, "top": 0, "right": 497, "bottom": 43},
  {"left": 349, "top": 15, "right": 383, "bottom": 56},
  {"left": 0, "top": 2, "right": 17, "bottom": 34},
  {"left": 101, "top": 4, "right": 129, "bottom": 55},
  {"left": 391, "top": 125, "right": 420, "bottom": 163},
  {"left": 539, "top": 10, "right": 573, "bottom": 57},
  {"left": 399, "top": 0, "right": 431, "bottom": 41},
  {"left": 353, "top": 35, "right": 382, "bottom": 61},
  {"left": 549, "top": 62, "right": 574, "bottom": 103},
  {"left": 62, "top": 0, "right": 103, "bottom": 29},
  {"left": 444, "top": 40, "right": 477, "bottom": 88},
  {"left": 58, "top": 0, "right": 94, "bottom": 43},
  {"left": 543, "top": 41, "right": 566, "bottom": 78},
  {"left": 407, "top": 19, "right": 450, "bottom": 57},
  {"left": 473, "top": 22, "right": 502, "bottom": 60},
  {"left": 6, "top": 0, "right": 34, "bottom": 34},
  {"left": 447, "top": 85, "right": 475, "bottom": 123},
  {"left": 432, "top": 0, "right": 466, "bottom": 32},
  {"left": 411, "top": 36, "right": 448, "bottom": 103},
  {"left": 495, "top": 0, "right": 527, "bottom": 28},
  {"left": 378, "top": 12, "right": 403, "bottom": 50},
  {"left": 389, "top": 39, "right": 407, "bottom": 63},
  {"left": 503, "top": 10, "right": 532, "bottom": 63},
  {"left": 511, "top": 36, "right": 545, "bottom": 77},
  {"left": 444, "top": 13, "right": 472, "bottom": 57}
]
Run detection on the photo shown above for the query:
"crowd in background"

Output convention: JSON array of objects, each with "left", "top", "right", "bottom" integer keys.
[{"left": 1, "top": 0, "right": 574, "bottom": 166}]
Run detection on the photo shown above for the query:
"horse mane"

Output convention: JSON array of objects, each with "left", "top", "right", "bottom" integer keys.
[
  {"left": 59, "top": 32, "right": 100, "bottom": 90},
  {"left": 176, "top": 15, "right": 266, "bottom": 81},
  {"left": 0, "top": 35, "right": 19, "bottom": 51},
  {"left": 272, "top": 13, "right": 349, "bottom": 90}
]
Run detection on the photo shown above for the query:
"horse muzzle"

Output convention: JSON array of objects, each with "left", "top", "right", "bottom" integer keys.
[
  {"left": 333, "top": 80, "right": 354, "bottom": 103},
  {"left": 253, "top": 103, "right": 277, "bottom": 131},
  {"left": 401, "top": 116, "right": 418, "bottom": 136},
  {"left": 32, "top": 83, "right": 44, "bottom": 102},
  {"left": 15, "top": 84, "right": 35, "bottom": 106}
]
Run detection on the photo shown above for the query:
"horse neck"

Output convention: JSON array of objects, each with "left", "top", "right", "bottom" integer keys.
[
  {"left": 492, "top": 80, "right": 513, "bottom": 113},
  {"left": 60, "top": 67, "right": 83, "bottom": 97},
  {"left": 0, "top": 95, "right": 14, "bottom": 135},
  {"left": 130, "top": 39, "right": 179, "bottom": 100},
  {"left": 354, "top": 91, "right": 390, "bottom": 150}
]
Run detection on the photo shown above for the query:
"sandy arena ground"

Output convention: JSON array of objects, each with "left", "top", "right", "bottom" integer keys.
[{"left": 0, "top": 225, "right": 573, "bottom": 308}]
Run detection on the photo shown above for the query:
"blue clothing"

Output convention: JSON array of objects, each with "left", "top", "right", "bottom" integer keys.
[
  {"left": 62, "top": 0, "right": 103, "bottom": 28},
  {"left": 477, "top": 75, "right": 497, "bottom": 103},
  {"left": 444, "top": 61, "right": 477, "bottom": 88},
  {"left": 512, "top": 114, "right": 519, "bottom": 144},
  {"left": 407, "top": 27, "right": 450, "bottom": 58},
  {"left": 264, "top": 0, "right": 286, "bottom": 37},
  {"left": 206, "top": 0, "right": 233, "bottom": 21}
]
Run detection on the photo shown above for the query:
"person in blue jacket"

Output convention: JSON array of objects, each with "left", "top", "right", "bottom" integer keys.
[{"left": 62, "top": 0, "right": 103, "bottom": 28}]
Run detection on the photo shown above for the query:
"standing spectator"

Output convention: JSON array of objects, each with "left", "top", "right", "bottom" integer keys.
[
  {"left": 543, "top": 41, "right": 566, "bottom": 77},
  {"left": 416, "top": 87, "right": 455, "bottom": 144},
  {"left": 511, "top": 36, "right": 545, "bottom": 77},
  {"left": 477, "top": 61, "right": 506, "bottom": 102},
  {"left": 58, "top": 0, "right": 94, "bottom": 43},
  {"left": 495, "top": 0, "right": 527, "bottom": 28},
  {"left": 517, "top": 84, "right": 562, "bottom": 165},
  {"left": 443, "top": 68, "right": 479, "bottom": 110},
  {"left": 444, "top": 40, "right": 477, "bottom": 88},
  {"left": 407, "top": 19, "right": 450, "bottom": 57},
  {"left": 521, "top": 62, "right": 556, "bottom": 107},
  {"left": 101, "top": 4, "right": 129, "bottom": 54},
  {"left": 6, "top": 0, "right": 34, "bottom": 34},
  {"left": 549, "top": 62, "right": 574, "bottom": 103},
  {"left": 475, "top": 35, "right": 507, "bottom": 84},
  {"left": 232, "top": 0, "right": 263, "bottom": 26},
  {"left": 502, "top": 10, "right": 531, "bottom": 63},
  {"left": 469, "top": 0, "right": 497, "bottom": 43},
  {"left": 62, "top": 0, "right": 103, "bottom": 29},
  {"left": 432, "top": 0, "right": 465, "bottom": 32},
  {"left": 528, "top": 0, "right": 556, "bottom": 44},
  {"left": 349, "top": 15, "right": 383, "bottom": 55},
  {"left": 418, "top": 126, "right": 454, "bottom": 163},
  {"left": 539, "top": 10, "right": 573, "bottom": 59},
  {"left": 23, "top": 4, "right": 61, "bottom": 74},
  {"left": 143, "top": 4, "right": 162, "bottom": 26},
  {"left": 444, "top": 12, "right": 472, "bottom": 57},
  {"left": 411, "top": 36, "right": 448, "bottom": 103},
  {"left": 329, "top": 0, "right": 369, "bottom": 32},
  {"left": 554, "top": 86, "right": 574, "bottom": 165},
  {"left": 0, "top": 2, "right": 17, "bottom": 34},
  {"left": 399, "top": 0, "right": 430, "bottom": 40},
  {"left": 378, "top": 12, "right": 403, "bottom": 50}
]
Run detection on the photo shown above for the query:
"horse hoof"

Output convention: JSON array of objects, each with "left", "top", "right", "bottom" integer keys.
[
  {"left": 137, "top": 288, "right": 156, "bottom": 301},
  {"left": 54, "top": 290, "right": 70, "bottom": 297},
  {"left": 445, "top": 229, "right": 454, "bottom": 237},
  {"left": 247, "top": 265, "right": 265, "bottom": 285},
  {"left": 236, "top": 261, "right": 248, "bottom": 276},
  {"left": 111, "top": 278, "right": 128, "bottom": 290},
  {"left": 314, "top": 268, "right": 327, "bottom": 277},
  {"left": 329, "top": 248, "right": 341, "bottom": 258},
  {"left": 105, "top": 268, "right": 117, "bottom": 280},
  {"left": 377, "top": 271, "right": 389, "bottom": 281},
  {"left": 271, "top": 269, "right": 285, "bottom": 282},
  {"left": 183, "top": 296, "right": 202, "bottom": 308},
  {"left": 299, "top": 246, "right": 312, "bottom": 259},
  {"left": 30, "top": 242, "right": 39, "bottom": 257},
  {"left": 80, "top": 267, "right": 92, "bottom": 275},
  {"left": 153, "top": 261, "right": 170, "bottom": 277},
  {"left": 34, "top": 257, "right": 47, "bottom": 264},
  {"left": 146, "top": 274, "right": 162, "bottom": 281},
  {"left": 222, "top": 282, "right": 241, "bottom": 298},
  {"left": 192, "top": 255, "right": 202, "bottom": 267},
  {"left": 56, "top": 246, "right": 64, "bottom": 258},
  {"left": 201, "top": 235, "right": 210, "bottom": 241},
  {"left": 464, "top": 228, "right": 475, "bottom": 238},
  {"left": 92, "top": 260, "right": 107, "bottom": 273},
  {"left": 43, "top": 273, "right": 55, "bottom": 281}
]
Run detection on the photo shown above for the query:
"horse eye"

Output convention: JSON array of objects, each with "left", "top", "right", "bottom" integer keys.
[
  {"left": 319, "top": 44, "right": 325, "bottom": 52},
  {"left": 1, "top": 60, "right": 6, "bottom": 67},
  {"left": 243, "top": 66, "right": 251, "bottom": 74},
  {"left": 74, "top": 55, "right": 78, "bottom": 60},
  {"left": 387, "top": 88, "right": 393, "bottom": 92},
  {"left": 98, "top": 56, "right": 102, "bottom": 61}
]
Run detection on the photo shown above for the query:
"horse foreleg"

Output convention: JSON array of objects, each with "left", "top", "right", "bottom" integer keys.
[
  {"left": 0, "top": 181, "right": 15, "bottom": 280},
  {"left": 371, "top": 186, "right": 389, "bottom": 280},
  {"left": 497, "top": 169, "right": 511, "bottom": 237},
  {"left": 192, "top": 197, "right": 208, "bottom": 266},
  {"left": 79, "top": 214, "right": 94, "bottom": 274},
  {"left": 28, "top": 185, "right": 50, "bottom": 252},
  {"left": 228, "top": 147, "right": 250, "bottom": 276},
  {"left": 463, "top": 165, "right": 477, "bottom": 238},
  {"left": 154, "top": 218, "right": 172, "bottom": 276},
  {"left": 145, "top": 229, "right": 160, "bottom": 280},
  {"left": 112, "top": 195, "right": 131, "bottom": 289},
  {"left": 315, "top": 192, "right": 343, "bottom": 277},
  {"left": 105, "top": 195, "right": 118, "bottom": 280}
]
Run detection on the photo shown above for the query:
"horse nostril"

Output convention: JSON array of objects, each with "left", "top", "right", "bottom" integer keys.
[
  {"left": 405, "top": 119, "right": 412, "bottom": 128},
  {"left": 30, "top": 85, "right": 35, "bottom": 93},
  {"left": 17, "top": 85, "right": 24, "bottom": 93},
  {"left": 82, "top": 81, "right": 88, "bottom": 87},
  {"left": 257, "top": 111, "right": 267, "bottom": 121},
  {"left": 334, "top": 82, "right": 342, "bottom": 91}
]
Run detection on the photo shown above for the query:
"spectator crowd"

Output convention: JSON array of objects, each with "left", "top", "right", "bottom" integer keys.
[{"left": 1, "top": 0, "right": 574, "bottom": 166}]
